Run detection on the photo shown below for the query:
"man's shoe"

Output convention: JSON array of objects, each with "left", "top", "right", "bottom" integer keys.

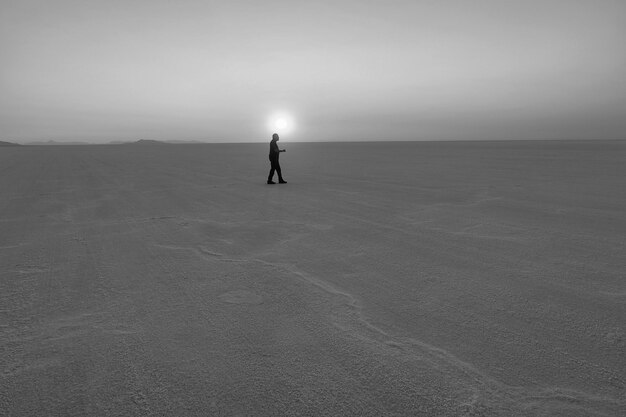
[
  {"left": 267, "top": 180, "right": 276, "bottom": 184},
  {"left": 279, "top": 180, "right": 287, "bottom": 184}
]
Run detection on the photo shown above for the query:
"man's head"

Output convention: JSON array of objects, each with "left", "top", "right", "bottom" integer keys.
[{"left": 272, "top": 133, "right": 279, "bottom": 141}]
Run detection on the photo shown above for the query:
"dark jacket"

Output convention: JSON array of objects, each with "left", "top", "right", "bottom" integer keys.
[{"left": 269, "top": 139, "right": 280, "bottom": 160}]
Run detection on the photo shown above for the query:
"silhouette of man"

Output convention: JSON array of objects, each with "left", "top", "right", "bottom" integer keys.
[{"left": 267, "top": 133, "right": 287, "bottom": 184}]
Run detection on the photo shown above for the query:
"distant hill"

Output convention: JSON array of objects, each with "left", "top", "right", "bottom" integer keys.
[
  {"left": 123, "top": 139, "right": 171, "bottom": 145},
  {"left": 111, "top": 139, "right": 206, "bottom": 145},
  {"left": 164, "top": 140, "right": 205, "bottom": 144},
  {"left": 0, "top": 140, "right": 21, "bottom": 146},
  {"left": 25, "top": 140, "right": 90, "bottom": 145}
]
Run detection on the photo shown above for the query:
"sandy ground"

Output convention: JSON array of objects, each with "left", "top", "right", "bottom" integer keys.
[{"left": 1, "top": 140, "right": 624, "bottom": 416}]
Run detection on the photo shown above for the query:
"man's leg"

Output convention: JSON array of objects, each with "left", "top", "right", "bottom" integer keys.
[
  {"left": 268, "top": 158, "right": 277, "bottom": 183},
  {"left": 275, "top": 162, "right": 282, "bottom": 182},
  {"left": 276, "top": 162, "right": 286, "bottom": 183}
]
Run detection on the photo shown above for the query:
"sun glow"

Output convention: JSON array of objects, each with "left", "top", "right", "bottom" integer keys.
[
  {"left": 275, "top": 118, "right": 287, "bottom": 130},
  {"left": 267, "top": 112, "right": 294, "bottom": 135}
]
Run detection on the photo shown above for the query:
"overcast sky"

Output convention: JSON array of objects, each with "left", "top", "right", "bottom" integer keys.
[{"left": 1, "top": 0, "right": 625, "bottom": 143}]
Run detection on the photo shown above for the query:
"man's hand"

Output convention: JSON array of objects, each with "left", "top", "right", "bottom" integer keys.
[{"left": 280, "top": 149, "right": 286, "bottom": 153}]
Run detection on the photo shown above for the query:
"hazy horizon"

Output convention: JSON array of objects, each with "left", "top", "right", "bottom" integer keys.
[
  {"left": 6, "top": 138, "right": 626, "bottom": 147},
  {"left": 2, "top": 0, "right": 626, "bottom": 144}
]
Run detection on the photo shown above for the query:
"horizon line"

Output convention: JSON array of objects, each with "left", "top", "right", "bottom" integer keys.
[{"left": 4, "top": 137, "right": 626, "bottom": 146}]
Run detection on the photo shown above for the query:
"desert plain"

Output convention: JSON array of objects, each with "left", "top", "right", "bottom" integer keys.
[{"left": 0, "top": 140, "right": 624, "bottom": 416}]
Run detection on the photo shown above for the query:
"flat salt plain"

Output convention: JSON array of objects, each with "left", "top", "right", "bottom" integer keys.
[{"left": 0, "top": 140, "right": 624, "bottom": 416}]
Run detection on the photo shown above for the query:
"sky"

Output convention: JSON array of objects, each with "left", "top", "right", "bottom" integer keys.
[{"left": 1, "top": 0, "right": 625, "bottom": 143}]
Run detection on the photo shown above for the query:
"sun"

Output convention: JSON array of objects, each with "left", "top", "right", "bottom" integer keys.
[
  {"left": 268, "top": 112, "right": 294, "bottom": 134},
  {"left": 274, "top": 118, "right": 288, "bottom": 130}
]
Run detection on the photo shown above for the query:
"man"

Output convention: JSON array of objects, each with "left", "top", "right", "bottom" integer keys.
[{"left": 267, "top": 133, "right": 287, "bottom": 184}]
